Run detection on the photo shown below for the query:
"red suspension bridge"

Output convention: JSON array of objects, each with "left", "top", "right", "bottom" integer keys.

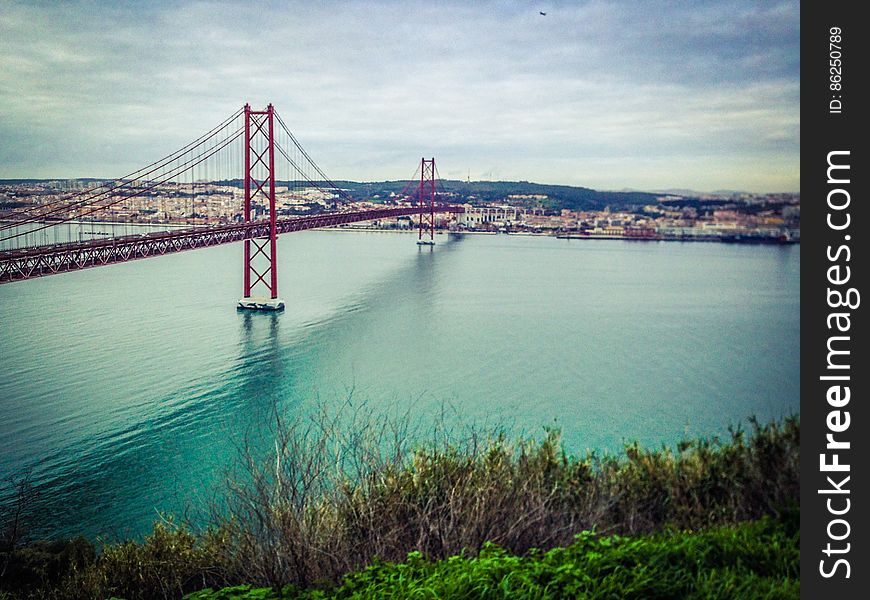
[{"left": 0, "top": 104, "right": 464, "bottom": 309}]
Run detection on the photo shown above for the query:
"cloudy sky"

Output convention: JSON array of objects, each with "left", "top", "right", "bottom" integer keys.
[{"left": 0, "top": 0, "right": 799, "bottom": 192}]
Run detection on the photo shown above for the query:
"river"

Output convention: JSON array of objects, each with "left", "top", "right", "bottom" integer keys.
[{"left": 0, "top": 230, "right": 799, "bottom": 540}]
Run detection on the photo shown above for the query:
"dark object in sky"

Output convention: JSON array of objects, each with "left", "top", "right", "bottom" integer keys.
[{"left": 540, "top": 11, "right": 547, "bottom": 16}]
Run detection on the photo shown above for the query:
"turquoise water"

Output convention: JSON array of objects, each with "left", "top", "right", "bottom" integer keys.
[{"left": 0, "top": 231, "right": 799, "bottom": 540}]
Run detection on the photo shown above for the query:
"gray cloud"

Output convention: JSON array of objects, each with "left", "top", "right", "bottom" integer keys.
[{"left": 0, "top": 0, "right": 799, "bottom": 191}]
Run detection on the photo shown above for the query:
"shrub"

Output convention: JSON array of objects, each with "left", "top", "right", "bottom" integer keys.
[
  {"left": 0, "top": 537, "right": 94, "bottom": 595},
  {"left": 59, "top": 519, "right": 232, "bottom": 600},
  {"left": 186, "top": 516, "right": 799, "bottom": 599},
  {"left": 214, "top": 408, "right": 798, "bottom": 589}
]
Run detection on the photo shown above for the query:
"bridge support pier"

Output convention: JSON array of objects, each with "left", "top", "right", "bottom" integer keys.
[
  {"left": 238, "top": 103, "right": 284, "bottom": 311},
  {"left": 416, "top": 157, "right": 436, "bottom": 246}
]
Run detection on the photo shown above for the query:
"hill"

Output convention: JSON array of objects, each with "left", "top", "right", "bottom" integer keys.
[{"left": 332, "top": 179, "right": 665, "bottom": 212}]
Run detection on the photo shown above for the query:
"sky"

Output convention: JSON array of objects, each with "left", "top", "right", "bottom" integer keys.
[{"left": 0, "top": 0, "right": 799, "bottom": 192}]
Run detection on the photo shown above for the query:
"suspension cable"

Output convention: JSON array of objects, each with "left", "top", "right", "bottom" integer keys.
[
  {"left": 0, "top": 107, "right": 244, "bottom": 225},
  {"left": 0, "top": 128, "right": 244, "bottom": 242}
]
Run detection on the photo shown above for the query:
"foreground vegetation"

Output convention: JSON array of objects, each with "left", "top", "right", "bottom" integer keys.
[
  {"left": 187, "top": 515, "right": 799, "bottom": 599},
  {"left": 1, "top": 411, "right": 799, "bottom": 599}
]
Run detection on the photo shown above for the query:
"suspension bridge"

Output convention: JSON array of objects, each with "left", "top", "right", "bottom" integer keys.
[{"left": 0, "top": 104, "right": 465, "bottom": 310}]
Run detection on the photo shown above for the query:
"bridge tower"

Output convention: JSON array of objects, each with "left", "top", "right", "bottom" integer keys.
[
  {"left": 417, "top": 157, "right": 436, "bottom": 246},
  {"left": 238, "top": 103, "right": 285, "bottom": 311}
]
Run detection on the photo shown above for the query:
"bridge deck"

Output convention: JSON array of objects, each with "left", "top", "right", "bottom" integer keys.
[{"left": 0, "top": 205, "right": 463, "bottom": 284}]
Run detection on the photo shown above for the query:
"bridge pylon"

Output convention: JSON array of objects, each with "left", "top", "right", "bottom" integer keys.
[
  {"left": 238, "top": 103, "right": 284, "bottom": 311},
  {"left": 416, "top": 157, "right": 436, "bottom": 246}
]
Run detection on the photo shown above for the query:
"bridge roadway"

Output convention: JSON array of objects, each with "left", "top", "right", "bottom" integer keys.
[{"left": 0, "top": 204, "right": 464, "bottom": 284}]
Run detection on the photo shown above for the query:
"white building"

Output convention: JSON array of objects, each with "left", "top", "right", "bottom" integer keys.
[{"left": 455, "top": 205, "right": 528, "bottom": 228}]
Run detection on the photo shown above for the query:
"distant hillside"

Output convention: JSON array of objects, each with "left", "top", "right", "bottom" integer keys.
[
  {"left": 0, "top": 178, "right": 106, "bottom": 185},
  {"left": 2, "top": 177, "right": 673, "bottom": 213},
  {"left": 332, "top": 179, "right": 667, "bottom": 212}
]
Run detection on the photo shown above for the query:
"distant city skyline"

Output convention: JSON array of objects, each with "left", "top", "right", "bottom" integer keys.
[{"left": 0, "top": 1, "right": 799, "bottom": 193}]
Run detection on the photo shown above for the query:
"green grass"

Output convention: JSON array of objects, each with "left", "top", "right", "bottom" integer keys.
[{"left": 185, "top": 515, "right": 799, "bottom": 599}]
